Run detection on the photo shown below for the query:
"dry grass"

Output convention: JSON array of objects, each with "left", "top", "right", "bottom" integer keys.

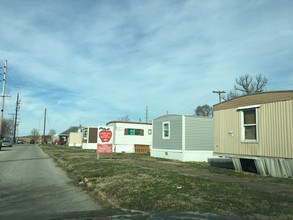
[{"left": 40, "top": 145, "right": 293, "bottom": 219}]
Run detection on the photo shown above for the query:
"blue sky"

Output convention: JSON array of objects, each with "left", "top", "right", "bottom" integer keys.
[{"left": 0, "top": 0, "right": 292, "bottom": 136}]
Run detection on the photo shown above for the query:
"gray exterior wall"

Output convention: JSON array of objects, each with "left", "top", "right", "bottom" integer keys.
[
  {"left": 152, "top": 115, "right": 182, "bottom": 150},
  {"left": 153, "top": 115, "right": 213, "bottom": 151},
  {"left": 185, "top": 116, "right": 213, "bottom": 150}
]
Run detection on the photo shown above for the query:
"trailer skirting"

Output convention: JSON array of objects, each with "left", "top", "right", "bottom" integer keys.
[{"left": 232, "top": 157, "right": 293, "bottom": 178}]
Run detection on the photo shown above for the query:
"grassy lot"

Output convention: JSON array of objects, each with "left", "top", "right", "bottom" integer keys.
[{"left": 40, "top": 145, "right": 293, "bottom": 219}]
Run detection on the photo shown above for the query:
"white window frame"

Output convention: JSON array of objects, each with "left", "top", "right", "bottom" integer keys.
[
  {"left": 148, "top": 129, "right": 152, "bottom": 135},
  {"left": 239, "top": 106, "right": 260, "bottom": 142},
  {"left": 162, "top": 121, "right": 170, "bottom": 139}
]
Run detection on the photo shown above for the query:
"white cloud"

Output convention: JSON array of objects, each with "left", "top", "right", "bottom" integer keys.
[{"left": 0, "top": 0, "right": 292, "bottom": 136}]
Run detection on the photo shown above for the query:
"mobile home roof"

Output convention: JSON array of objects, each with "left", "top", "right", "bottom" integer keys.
[{"left": 213, "top": 90, "right": 293, "bottom": 111}]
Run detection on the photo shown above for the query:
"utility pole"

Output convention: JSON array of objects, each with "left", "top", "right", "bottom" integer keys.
[
  {"left": 13, "top": 93, "right": 20, "bottom": 144},
  {"left": 0, "top": 60, "right": 7, "bottom": 139},
  {"left": 9, "top": 113, "right": 15, "bottom": 138},
  {"left": 43, "top": 108, "right": 47, "bottom": 144},
  {"left": 213, "top": 90, "right": 226, "bottom": 103},
  {"left": 145, "top": 105, "right": 148, "bottom": 123}
]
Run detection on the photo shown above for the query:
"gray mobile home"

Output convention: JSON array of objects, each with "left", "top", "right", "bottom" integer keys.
[{"left": 151, "top": 114, "right": 215, "bottom": 162}]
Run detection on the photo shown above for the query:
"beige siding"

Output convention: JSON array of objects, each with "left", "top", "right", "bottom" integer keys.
[
  {"left": 259, "top": 100, "right": 293, "bottom": 157},
  {"left": 214, "top": 99, "right": 293, "bottom": 158}
]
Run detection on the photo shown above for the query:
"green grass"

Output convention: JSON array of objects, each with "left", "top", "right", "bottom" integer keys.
[{"left": 40, "top": 144, "right": 293, "bottom": 219}]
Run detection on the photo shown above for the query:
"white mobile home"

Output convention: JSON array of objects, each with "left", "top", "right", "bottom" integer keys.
[
  {"left": 151, "top": 114, "right": 214, "bottom": 162},
  {"left": 213, "top": 90, "right": 293, "bottom": 178},
  {"left": 82, "top": 126, "right": 99, "bottom": 149},
  {"left": 106, "top": 121, "right": 152, "bottom": 153}
]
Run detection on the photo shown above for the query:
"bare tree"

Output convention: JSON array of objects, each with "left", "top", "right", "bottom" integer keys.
[
  {"left": 48, "top": 129, "right": 56, "bottom": 136},
  {"left": 117, "top": 115, "right": 130, "bottom": 121},
  {"left": 1, "top": 118, "right": 14, "bottom": 139},
  {"left": 195, "top": 105, "right": 213, "bottom": 117},
  {"left": 225, "top": 90, "right": 240, "bottom": 100},
  {"left": 31, "top": 128, "right": 40, "bottom": 141},
  {"left": 225, "top": 73, "right": 268, "bottom": 100}
]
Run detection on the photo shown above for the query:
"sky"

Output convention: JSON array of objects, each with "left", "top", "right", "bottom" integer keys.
[{"left": 0, "top": 0, "right": 292, "bottom": 136}]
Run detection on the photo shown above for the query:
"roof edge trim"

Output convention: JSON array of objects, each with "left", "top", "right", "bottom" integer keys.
[{"left": 237, "top": 104, "right": 261, "bottom": 110}]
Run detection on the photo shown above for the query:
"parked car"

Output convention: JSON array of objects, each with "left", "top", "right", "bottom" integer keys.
[
  {"left": 1, "top": 139, "right": 13, "bottom": 147},
  {"left": 17, "top": 140, "right": 24, "bottom": 144}
]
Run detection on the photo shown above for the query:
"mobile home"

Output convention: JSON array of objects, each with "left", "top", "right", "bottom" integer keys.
[
  {"left": 106, "top": 121, "right": 152, "bottom": 153},
  {"left": 213, "top": 90, "right": 293, "bottom": 178},
  {"left": 68, "top": 132, "right": 83, "bottom": 147},
  {"left": 82, "top": 126, "right": 99, "bottom": 149},
  {"left": 151, "top": 114, "right": 214, "bottom": 162}
]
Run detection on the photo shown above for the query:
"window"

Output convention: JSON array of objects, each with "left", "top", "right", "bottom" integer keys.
[
  {"left": 83, "top": 129, "right": 88, "bottom": 143},
  {"left": 124, "top": 128, "right": 144, "bottom": 136},
  {"left": 162, "top": 121, "right": 170, "bottom": 139},
  {"left": 241, "top": 108, "right": 258, "bottom": 141},
  {"left": 148, "top": 129, "right": 152, "bottom": 135}
]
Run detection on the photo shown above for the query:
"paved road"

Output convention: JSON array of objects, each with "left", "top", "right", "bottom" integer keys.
[{"left": 0, "top": 144, "right": 101, "bottom": 218}]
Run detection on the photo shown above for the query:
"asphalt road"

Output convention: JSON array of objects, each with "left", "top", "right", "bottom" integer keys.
[{"left": 0, "top": 144, "right": 101, "bottom": 218}]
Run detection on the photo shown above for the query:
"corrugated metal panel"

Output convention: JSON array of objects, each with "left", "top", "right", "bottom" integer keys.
[
  {"left": 152, "top": 115, "right": 182, "bottom": 150},
  {"left": 214, "top": 99, "right": 293, "bottom": 159},
  {"left": 214, "top": 108, "right": 243, "bottom": 155},
  {"left": 259, "top": 100, "right": 293, "bottom": 158},
  {"left": 185, "top": 116, "right": 213, "bottom": 150}
]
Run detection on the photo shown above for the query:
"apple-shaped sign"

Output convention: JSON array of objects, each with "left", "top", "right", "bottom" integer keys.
[{"left": 99, "top": 128, "right": 112, "bottom": 143}]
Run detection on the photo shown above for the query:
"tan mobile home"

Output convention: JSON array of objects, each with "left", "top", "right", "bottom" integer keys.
[{"left": 213, "top": 90, "right": 293, "bottom": 178}]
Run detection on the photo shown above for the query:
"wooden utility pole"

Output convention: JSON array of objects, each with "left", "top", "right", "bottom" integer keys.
[
  {"left": 13, "top": 93, "right": 20, "bottom": 144},
  {"left": 145, "top": 105, "right": 148, "bottom": 123},
  {"left": 0, "top": 60, "right": 7, "bottom": 138},
  {"left": 213, "top": 90, "right": 226, "bottom": 103},
  {"left": 43, "top": 108, "right": 47, "bottom": 144}
]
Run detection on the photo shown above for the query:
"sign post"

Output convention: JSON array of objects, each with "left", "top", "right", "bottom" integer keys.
[{"left": 97, "top": 126, "right": 113, "bottom": 159}]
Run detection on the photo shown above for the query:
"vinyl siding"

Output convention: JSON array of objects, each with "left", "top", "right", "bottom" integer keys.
[
  {"left": 107, "top": 122, "right": 152, "bottom": 146},
  {"left": 214, "top": 99, "right": 293, "bottom": 158},
  {"left": 185, "top": 116, "right": 213, "bottom": 150},
  {"left": 152, "top": 115, "right": 182, "bottom": 150}
]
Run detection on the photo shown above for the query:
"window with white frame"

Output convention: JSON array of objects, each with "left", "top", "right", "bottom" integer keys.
[
  {"left": 124, "top": 128, "right": 144, "bottom": 136},
  {"left": 148, "top": 129, "right": 152, "bottom": 135},
  {"left": 162, "top": 121, "right": 170, "bottom": 139},
  {"left": 241, "top": 108, "right": 258, "bottom": 141}
]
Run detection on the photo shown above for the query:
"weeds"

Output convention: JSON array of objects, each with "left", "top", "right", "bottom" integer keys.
[{"left": 40, "top": 145, "right": 293, "bottom": 219}]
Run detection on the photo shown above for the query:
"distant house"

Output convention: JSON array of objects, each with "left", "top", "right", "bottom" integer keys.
[
  {"left": 213, "top": 90, "right": 293, "bottom": 178},
  {"left": 106, "top": 121, "right": 152, "bottom": 153},
  {"left": 54, "top": 126, "right": 81, "bottom": 145},
  {"left": 151, "top": 114, "right": 214, "bottom": 162},
  {"left": 18, "top": 135, "right": 51, "bottom": 144},
  {"left": 37, "top": 135, "right": 52, "bottom": 144}
]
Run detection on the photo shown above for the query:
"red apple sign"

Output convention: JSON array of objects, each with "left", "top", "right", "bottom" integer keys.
[{"left": 99, "top": 129, "right": 112, "bottom": 143}]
